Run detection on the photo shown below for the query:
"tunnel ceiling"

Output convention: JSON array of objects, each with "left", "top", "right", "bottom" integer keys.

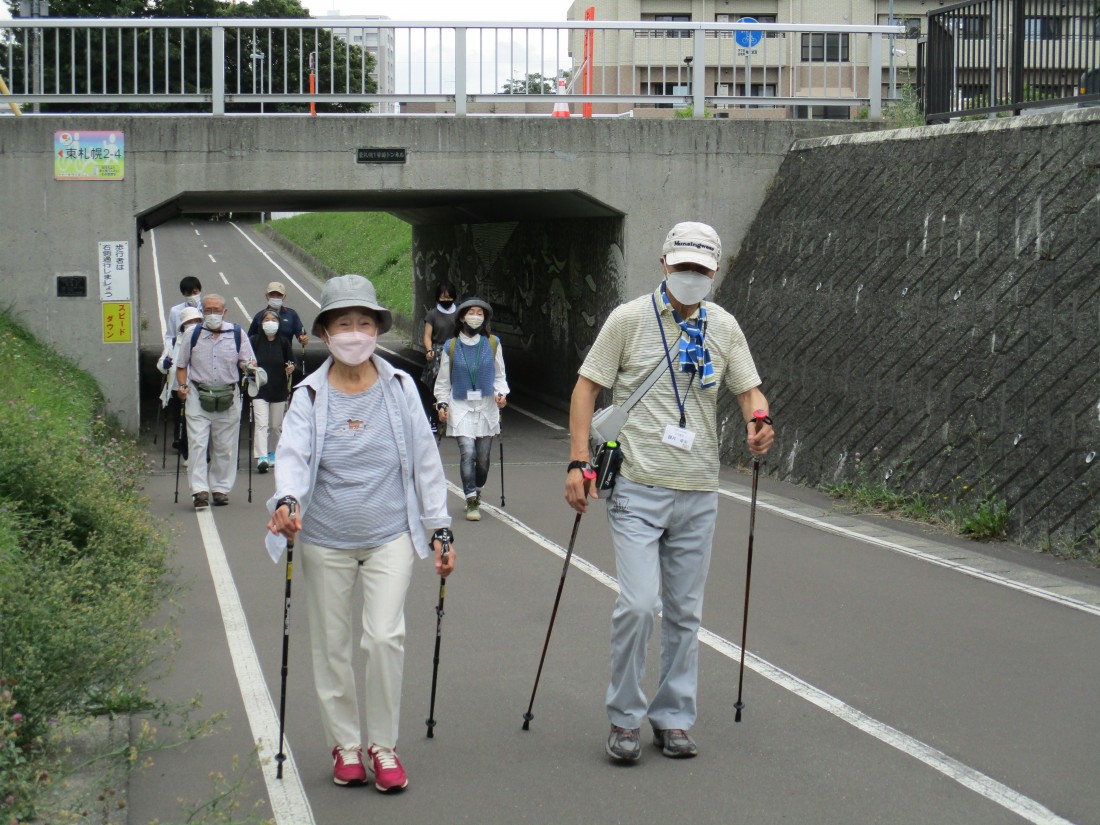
[{"left": 139, "top": 189, "right": 622, "bottom": 230}]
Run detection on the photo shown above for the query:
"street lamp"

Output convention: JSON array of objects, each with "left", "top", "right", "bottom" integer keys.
[
  {"left": 683, "top": 55, "right": 694, "bottom": 97},
  {"left": 251, "top": 50, "right": 265, "bottom": 114}
]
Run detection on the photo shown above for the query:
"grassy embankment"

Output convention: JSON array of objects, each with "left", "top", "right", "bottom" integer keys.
[
  {"left": 0, "top": 313, "right": 175, "bottom": 821},
  {"left": 267, "top": 212, "right": 414, "bottom": 319}
]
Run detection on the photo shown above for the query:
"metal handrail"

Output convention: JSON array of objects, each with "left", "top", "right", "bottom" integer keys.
[{"left": 1, "top": 18, "right": 904, "bottom": 118}]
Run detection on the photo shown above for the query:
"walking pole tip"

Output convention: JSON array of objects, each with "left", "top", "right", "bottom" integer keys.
[{"left": 522, "top": 712, "right": 533, "bottom": 731}]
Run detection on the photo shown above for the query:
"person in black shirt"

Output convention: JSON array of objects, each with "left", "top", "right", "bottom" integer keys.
[
  {"left": 248, "top": 280, "right": 309, "bottom": 351},
  {"left": 249, "top": 309, "right": 295, "bottom": 472}
]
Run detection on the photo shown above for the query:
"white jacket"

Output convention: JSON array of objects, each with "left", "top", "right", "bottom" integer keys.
[{"left": 266, "top": 356, "right": 451, "bottom": 560}]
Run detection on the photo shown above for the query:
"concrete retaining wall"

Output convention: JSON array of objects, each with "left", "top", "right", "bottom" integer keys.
[{"left": 715, "top": 108, "right": 1100, "bottom": 544}]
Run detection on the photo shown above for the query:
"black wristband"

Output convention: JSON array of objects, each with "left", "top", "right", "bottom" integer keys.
[
  {"left": 432, "top": 527, "right": 454, "bottom": 546},
  {"left": 276, "top": 495, "right": 299, "bottom": 515},
  {"left": 747, "top": 415, "right": 774, "bottom": 426},
  {"left": 436, "top": 402, "right": 449, "bottom": 411},
  {"left": 567, "top": 460, "right": 594, "bottom": 475}
]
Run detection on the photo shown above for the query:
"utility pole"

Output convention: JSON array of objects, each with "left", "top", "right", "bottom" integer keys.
[{"left": 888, "top": 0, "right": 897, "bottom": 100}]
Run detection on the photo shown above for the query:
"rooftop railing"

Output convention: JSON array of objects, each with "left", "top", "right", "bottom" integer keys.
[{"left": 0, "top": 18, "right": 903, "bottom": 118}]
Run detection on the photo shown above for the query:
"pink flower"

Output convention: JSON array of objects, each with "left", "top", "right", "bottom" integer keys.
[{"left": 10, "top": 714, "right": 22, "bottom": 724}]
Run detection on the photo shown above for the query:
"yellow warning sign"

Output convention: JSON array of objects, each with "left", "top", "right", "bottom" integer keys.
[{"left": 102, "top": 301, "right": 132, "bottom": 343}]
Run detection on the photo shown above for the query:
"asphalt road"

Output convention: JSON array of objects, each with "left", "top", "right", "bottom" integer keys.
[{"left": 128, "top": 218, "right": 1100, "bottom": 825}]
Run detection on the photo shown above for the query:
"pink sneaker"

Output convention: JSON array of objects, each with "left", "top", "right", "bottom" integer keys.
[
  {"left": 331, "top": 745, "right": 367, "bottom": 786},
  {"left": 367, "top": 744, "right": 408, "bottom": 793}
]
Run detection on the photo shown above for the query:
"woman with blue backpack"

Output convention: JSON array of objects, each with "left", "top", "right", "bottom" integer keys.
[{"left": 433, "top": 297, "right": 509, "bottom": 521}]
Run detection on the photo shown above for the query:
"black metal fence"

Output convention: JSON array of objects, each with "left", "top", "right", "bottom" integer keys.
[{"left": 920, "top": 0, "right": 1100, "bottom": 122}]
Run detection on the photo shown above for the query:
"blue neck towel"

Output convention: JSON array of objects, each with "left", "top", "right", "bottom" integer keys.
[{"left": 660, "top": 284, "right": 715, "bottom": 389}]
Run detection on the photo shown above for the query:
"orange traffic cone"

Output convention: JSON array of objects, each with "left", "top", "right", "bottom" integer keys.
[{"left": 552, "top": 76, "right": 570, "bottom": 118}]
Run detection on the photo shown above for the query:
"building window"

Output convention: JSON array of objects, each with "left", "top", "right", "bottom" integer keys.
[
  {"left": 877, "top": 15, "right": 921, "bottom": 38},
  {"left": 801, "top": 33, "right": 850, "bottom": 62},
  {"left": 1024, "top": 17, "right": 1062, "bottom": 40},
  {"left": 715, "top": 13, "right": 781, "bottom": 38},
  {"left": 792, "top": 105, "right": 851, "bottom": 120},
  {"left": 642, "top": 81, "right": 679, "bottom": 107},
  {"left": 953, "top": 16, "right": 987, "bottom": 39},
  {"left": 642, "top": 13, "right": 691, "bottom": 38}
]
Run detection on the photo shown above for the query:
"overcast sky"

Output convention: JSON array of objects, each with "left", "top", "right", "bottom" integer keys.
[{"left": 0, "top": 1, "right": 577, "bottom": 22}]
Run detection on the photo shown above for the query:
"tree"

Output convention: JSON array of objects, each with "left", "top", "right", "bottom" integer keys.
[
  {"left": 3, "top": 0, "right": 376, "bottom": 114},
  {"left": 501, "top": 72, "right": 556, "bottom": 94}
]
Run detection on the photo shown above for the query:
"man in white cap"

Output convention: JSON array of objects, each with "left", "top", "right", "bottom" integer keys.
[
  {"left": 248, "top": 281, "right": 309, "bottom": 350},
  {"left": 564, "top": 221, "right": 774, "bottom": 764}
]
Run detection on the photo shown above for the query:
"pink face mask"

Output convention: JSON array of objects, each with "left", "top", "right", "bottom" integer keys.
[{"left": 325, "top": 331, "right": 377, "bottom": 366}]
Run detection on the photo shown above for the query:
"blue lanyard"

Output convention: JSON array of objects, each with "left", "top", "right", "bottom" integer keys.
[
  {"left": 457, "top": 337, "right": 486, "bottom": 388},
  {"left": 651, "top": 292, "right": 692, "bottom": 428}
]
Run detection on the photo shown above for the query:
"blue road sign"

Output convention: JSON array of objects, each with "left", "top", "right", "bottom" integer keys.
[{"left": 735, "top": 17, "right": 763, "bottom": 49}]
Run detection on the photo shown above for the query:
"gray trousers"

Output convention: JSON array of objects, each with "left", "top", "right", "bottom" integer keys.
[{"left": 605, "top": 476, "right": 717, "bottom": 730}]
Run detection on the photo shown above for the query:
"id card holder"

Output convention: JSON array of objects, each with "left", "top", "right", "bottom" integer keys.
[
  {"left": 467, "top": 390, "right": 483, "bottom": 401},
  {"left": 662, "top": 424, "right": 696, "bottom": 451}
]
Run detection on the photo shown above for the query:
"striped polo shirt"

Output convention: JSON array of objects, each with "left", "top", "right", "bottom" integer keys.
[{"left": 579, "top": 286, "right": 761, "bottom": 492}]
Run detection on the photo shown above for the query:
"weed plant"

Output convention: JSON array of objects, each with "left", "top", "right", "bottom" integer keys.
[
  {"left": 267, "top": 212, "right": 413, "bottom": 317},
  {"left": 0, "top": 314, "right": 174, "bottom": 819},
  {"left": 825, "top": 449, "right": 1008, "bottom": 541}
]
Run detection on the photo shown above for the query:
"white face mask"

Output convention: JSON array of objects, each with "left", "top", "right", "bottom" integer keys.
[
  {"left": 185, "top": 294, "right": 202, "bottom": 308},
  {"left": 325, "top": 331, "right": 377, "bottom": 366},
  {"left": 268, "top": 297, "right": 284, "bottom": 310},
  {"left": 464, "top": 314, "right": 485, "bottom": 331},
  {"left": 262, "top": 321, "right": 280, "bottom": 336},
  {"left": 665, "top": 271, "right": 713, "bottom": 305},
  {"left": 203, "top": 313, "right": 223, "bottom": 330}
]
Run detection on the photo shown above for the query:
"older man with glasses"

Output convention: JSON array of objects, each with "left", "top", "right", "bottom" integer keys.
[{"left": 175, "top": 294, "right": 256, "bottom": 508}]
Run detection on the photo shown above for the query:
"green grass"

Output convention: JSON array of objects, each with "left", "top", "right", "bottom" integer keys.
[{"left": 267, "top": 212, "right": 414, "bottom": 317}]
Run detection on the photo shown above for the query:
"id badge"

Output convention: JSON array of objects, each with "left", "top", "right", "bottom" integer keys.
[
  {"left": 662, "top": 424, "right": 696, "bottom": 451},
  {"left": 467, "top": 390, "right": 483, "bottom": 401}
]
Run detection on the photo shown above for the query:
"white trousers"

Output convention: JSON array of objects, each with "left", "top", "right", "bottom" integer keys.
[
  {"left": 251, "top": 398, "right": 285, "bottom": 459},
  {"left": 300, "top": 533, "right": 415, "bottom": 751},
  {"left": 184, "top": 389, "right": 241, "bottom": 496}
]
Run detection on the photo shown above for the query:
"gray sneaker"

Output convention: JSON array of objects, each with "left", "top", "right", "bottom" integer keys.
[
  {"left": 606, "top": 724, "right": 641, "bottom": 763},
  {"left": 652, "top": 727, "right": 698, "bottom": 758}
]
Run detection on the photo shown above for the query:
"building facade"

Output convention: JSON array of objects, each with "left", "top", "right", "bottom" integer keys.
[{"left": 319, "top": 13, "right": 397, "bottom": 113}]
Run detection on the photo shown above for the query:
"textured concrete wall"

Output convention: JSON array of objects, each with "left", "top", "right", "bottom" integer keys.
[
  {"left": 715, "top": 108, "right": 1100, "bottom": 544},
  {"left": 0, "top": 116, "right": 873, "bottom": 427}
]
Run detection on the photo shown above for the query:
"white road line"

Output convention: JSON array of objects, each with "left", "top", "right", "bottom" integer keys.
[
  {"left": 194, "top": 228, "right": 201, "bottom": 236},
  {"left": 150, "top": 229, "right": 167, "bottom": 343},
  {"left": 228, "top": 222, "right": 321, "bottom": 308},
  {"left": 462, "top": 487, "right": 1074, "bottom": 825},
  {"left": 233, "top": 296, "right": 251, "bottom": 320},
  {"left": 195, "top": 510, "right": 315, "bottom": 825},
  {"left": 506, "top": 404, "right": 565, "bottom": 431},
  {"left": 209, "top": 253, "right": 217, "bottom": 263},
  {"left": 715, "top": 488, "right": 1100, "bottom": 620},
  {"left": 219, "top": 271, "right": 229, "bottom": 285}
]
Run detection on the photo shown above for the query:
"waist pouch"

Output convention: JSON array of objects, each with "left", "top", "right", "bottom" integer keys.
[{"left": 193, "top": 381, "right": 236, "bottom": 413}]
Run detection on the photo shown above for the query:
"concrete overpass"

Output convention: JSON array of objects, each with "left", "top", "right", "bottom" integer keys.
[{"left": 0, "top": 115, "right": 874, "bottom": 428}]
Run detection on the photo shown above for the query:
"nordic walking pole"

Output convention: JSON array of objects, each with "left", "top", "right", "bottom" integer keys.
[
  {"left": 498, "top": 404, "right": 505, "bottom": 507},
  {"left": 275, "top": 500, "right": 298, "bottom": 779},
  {"left": 522, "top": 503, "right": 591, "bottom": 731},
  {"left": 173, "top": 404, "right": 184, "bottom": 504},
  {"left": 425, "top": 528, "right": 453, "bottom": 738},
  {"left": 734, "top": 409, "right": 772, "bottom": 723},
  {"left": 247, "top": 398, "right": 254, "bottom": 504}
]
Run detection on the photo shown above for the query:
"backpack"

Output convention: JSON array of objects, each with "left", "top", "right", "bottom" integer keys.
[
  {"left": 190, "top": 322, "right": 243, "bottom": 353},
  {"left": 447, "top": 335, "right": 498, "bottom": 376}
]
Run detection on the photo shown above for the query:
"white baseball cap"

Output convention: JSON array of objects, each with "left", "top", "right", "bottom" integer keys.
[{"left": 662, "top": 222, "right": 722, "bottom": 271}]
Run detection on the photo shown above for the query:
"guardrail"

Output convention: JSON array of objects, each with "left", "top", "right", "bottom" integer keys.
[
  {"left": 920, "top": 0, "right": 1100, "bottom": 122},
  {"left": 0, "top": 18, "right": 903, "bottom": 118}
]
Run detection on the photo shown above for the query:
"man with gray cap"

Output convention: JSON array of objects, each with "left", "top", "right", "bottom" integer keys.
[
  {"left": 564, "top": 221, "right": 774, "bottom": 763},
  {"left": 433, "top": 297, "right": 509, "bottom": 521}
]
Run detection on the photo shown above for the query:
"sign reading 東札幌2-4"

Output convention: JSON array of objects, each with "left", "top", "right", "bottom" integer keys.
[
  {"left": 55, "top": 131, "right": 125, "bottom": 181},
  {"left": 98, "top": 241, "right": 130, "bottom": 301},
  {"left": 735, "top": 18, "right": 763, "bottom": 50},
  {"left": 102, "top": 302, "right": 133, "bottom": 344}
]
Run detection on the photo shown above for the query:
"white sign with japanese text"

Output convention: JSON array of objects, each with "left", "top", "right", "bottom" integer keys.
[{"left": 97, "top": 241, "right": 130, "bottom": 301}]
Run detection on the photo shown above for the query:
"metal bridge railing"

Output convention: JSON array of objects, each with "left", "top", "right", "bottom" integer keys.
[
  {"left": 920, "top": 0, "right": 1100, "bottom": 123},
  {"left": 0, "top": 18, "right": 903, "bottom": 118}
]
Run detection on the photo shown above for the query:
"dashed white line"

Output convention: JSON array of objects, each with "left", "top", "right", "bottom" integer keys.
[
  {"left": 465, "top": 488, "right": 1074, "bottom": 825},
  {"left": 195, "top": 510, "right": 315, "bottom": 825},
  {"left": 228, "top": 223, "right": 321, "bottom": 308},
  {"left": 233, "top": 296, "right": 251, "bottom": 321},
  {"left": 208, "top": 253, "right": 217, "bottom": 263},
  {"left": 219, "top": 271, "right": 229, "bottom": 285}
]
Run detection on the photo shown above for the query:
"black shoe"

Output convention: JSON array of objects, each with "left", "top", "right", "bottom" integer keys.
[
  {"left": 212, "top": 492, "right": 229, "bottom": 506},
  {"left": 652, "top": 727, "right": 698, "bottom": 758},
  {"left": 192, "top": 492, "right": 210, "bottom": 509},
  {"left": 606, "top": 724, "right": 641, "bottom": 763}
]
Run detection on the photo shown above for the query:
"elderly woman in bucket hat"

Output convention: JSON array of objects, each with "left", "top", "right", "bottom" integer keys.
[
  {"left": 266, "top": 274, "right": 455, "bottom": 793},
  {"left": 433, "top": 297, "right": 510, "bottom": 522}
]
